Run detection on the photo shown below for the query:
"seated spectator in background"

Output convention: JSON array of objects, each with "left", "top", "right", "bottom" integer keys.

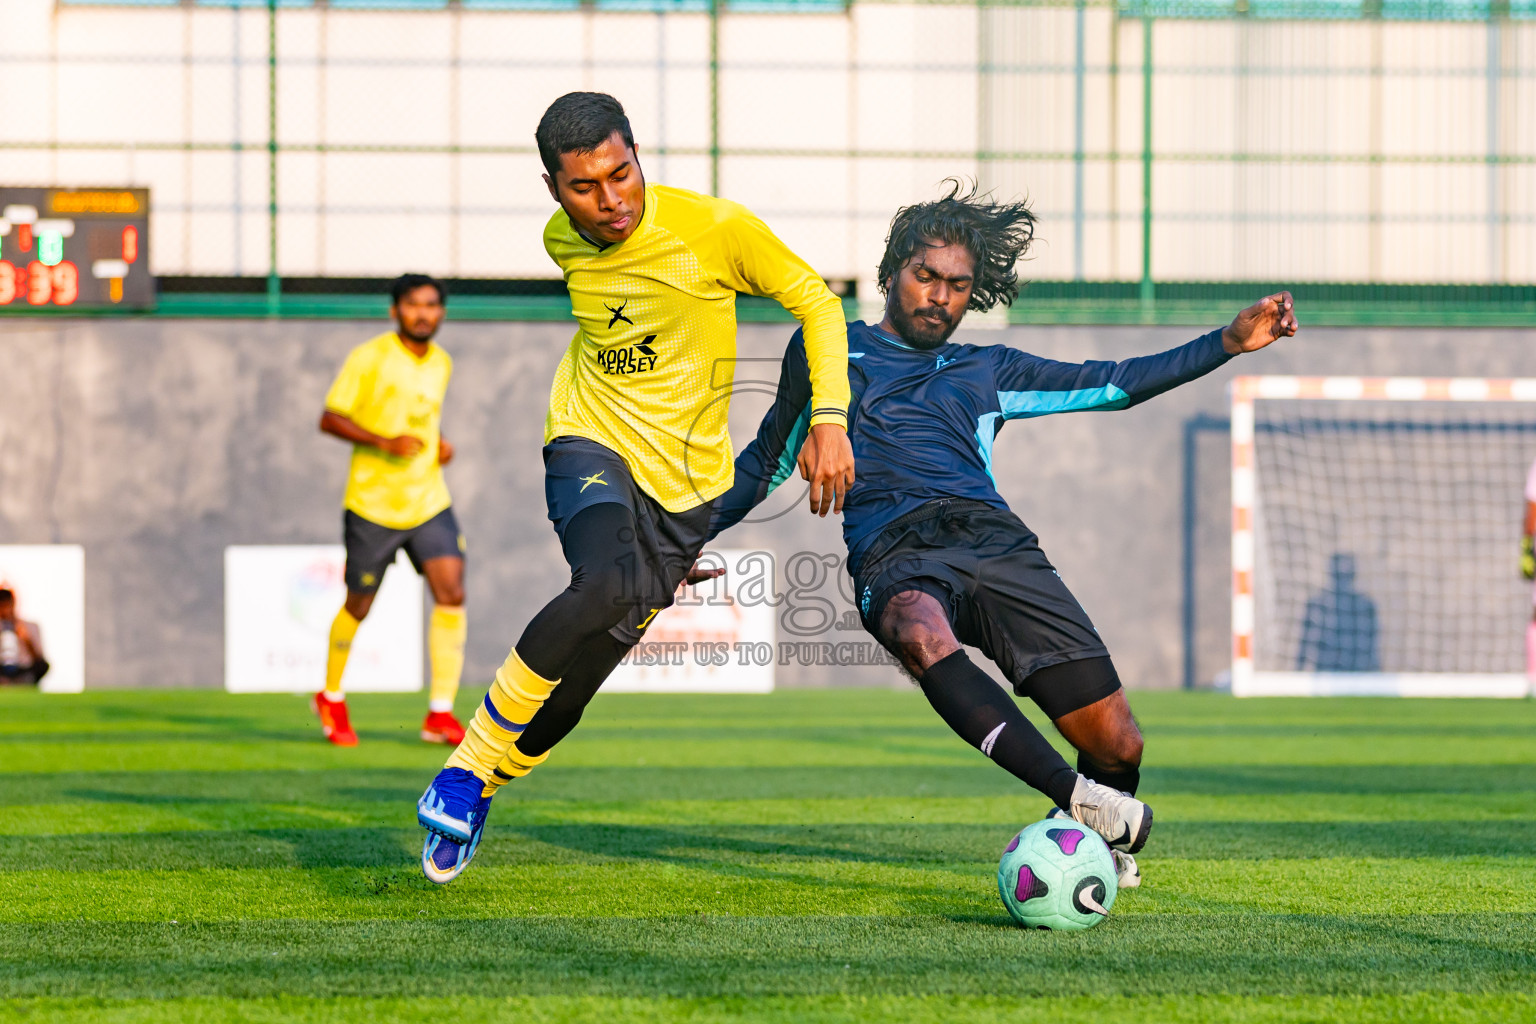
[{"left": 0, "top": 587, "right": 49, "bottom": 685}]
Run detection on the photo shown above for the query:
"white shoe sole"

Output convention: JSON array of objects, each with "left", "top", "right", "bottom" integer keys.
[
  {"left": 421, "top": 834, "right": 476, "bottom": 885},
  {"left": 417, "top": 800, "right": 473, "bottom": 844}
]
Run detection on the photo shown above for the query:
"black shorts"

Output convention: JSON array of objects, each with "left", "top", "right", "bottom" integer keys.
[
  {"left": 853, "top": 499, "right": 1119, "bottom": 719},
  {"left": 544, "top": 435, "right": 716, "bottom": 646},
  {"left": 343, "top": 506, "right": 464, "bottom": 594}
]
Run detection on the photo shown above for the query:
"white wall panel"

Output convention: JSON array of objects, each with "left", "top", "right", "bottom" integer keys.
[{"left": 6, "top": 0, "right": 1532, "bottom": 284}]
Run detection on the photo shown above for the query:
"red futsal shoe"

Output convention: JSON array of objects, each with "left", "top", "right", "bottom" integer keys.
[
  {"left": 313, "top": 692, "right": 359, "bottom": 746},
  {"left": 421, "top": 710, "right": 466, "bottom": 746}
]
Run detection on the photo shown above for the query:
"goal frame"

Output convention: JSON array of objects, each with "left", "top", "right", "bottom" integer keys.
[{"left": 1231, "top": 375, "right": 1536, "bottom": 698}]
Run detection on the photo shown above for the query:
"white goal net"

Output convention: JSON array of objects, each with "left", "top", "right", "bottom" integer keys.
[{"left": 1232, "top": 376, "right": 1536, "bottom": 698}]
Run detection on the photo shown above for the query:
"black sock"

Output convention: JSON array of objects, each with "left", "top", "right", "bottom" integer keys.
[
  {"left": 1077, "top": 751, "right": 1140, "bottom": 797},
  {"left": 919, "top": 650, "right": 1078, "bottom": 809}
]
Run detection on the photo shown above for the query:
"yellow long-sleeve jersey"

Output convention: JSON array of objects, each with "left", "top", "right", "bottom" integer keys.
[{"left": 543, "top": 183, "right": 849, "bottom": 513}]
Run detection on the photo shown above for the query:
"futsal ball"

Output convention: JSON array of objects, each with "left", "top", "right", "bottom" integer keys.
[{"left": 997, "top": 818, "right": 1118, "bottom": 930}]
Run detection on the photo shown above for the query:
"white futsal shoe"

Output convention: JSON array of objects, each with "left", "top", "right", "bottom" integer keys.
[
  {"left": 1048, "top": 776, "right": 1153, "bottom": 854},
  {"left": 1110, "top": 849, "right": 1141, "bottom": 888},
  {"left": 1045, "top": 806, "right": 1142, "bottom": 887}
]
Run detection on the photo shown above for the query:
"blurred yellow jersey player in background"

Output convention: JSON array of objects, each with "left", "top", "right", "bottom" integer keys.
[
  {"left": 415, "top": 91, "right": 854, "bottom": 883},
  {"left": 316, "top": 274, "right": 468, "bottom": 747}
]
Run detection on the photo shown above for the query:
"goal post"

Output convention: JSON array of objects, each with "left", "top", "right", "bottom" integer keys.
[{"left": 1231, "top": 375, "right": 1536, "bottom": 698}]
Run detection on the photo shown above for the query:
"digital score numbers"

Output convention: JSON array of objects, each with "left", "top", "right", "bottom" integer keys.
[{"left": 0, "top": 187, "right": 152, "bottom": 311}]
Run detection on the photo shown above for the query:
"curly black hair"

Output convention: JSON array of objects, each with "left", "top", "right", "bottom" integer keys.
[{"left": 876, "top": 179, "right": 1036, "bottom": 312}]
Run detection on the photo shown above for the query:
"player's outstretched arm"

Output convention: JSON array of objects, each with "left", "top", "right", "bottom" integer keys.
[
  {"left": 318, "top": 409, "right": 424, "bottom": 459},
  {"left": 990, "top": 292, "right": 1298, "bottom": 419},
  {"left": 713, "top": 203, "right": 854, "bottom": 515},
  {"left": 707, "top": 330, "right": 824, "bottom": 541},
  {"left": 1222, "top": 291, "right": 1298, "bottom": 354}
]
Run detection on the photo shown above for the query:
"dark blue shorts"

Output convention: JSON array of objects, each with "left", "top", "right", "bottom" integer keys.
[
  {"left": 852, "top": 499, "right": 1117, "bottom": 717},
  {"left": 544, "top": 436, "right": 715, "bottom": 645},
  {"left": 343, "top": 506, "right": 464, "bottom": 594}
]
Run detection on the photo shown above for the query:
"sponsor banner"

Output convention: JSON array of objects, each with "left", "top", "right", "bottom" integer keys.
[
  {"left": 0, "top": 545, "right": 85, "bottom": 693},
  {"left": 605, "top": 548, "right": 775, "bottom": 694},
  {"left": 224, "top": 545, "right": 422, "bottom": 693}
]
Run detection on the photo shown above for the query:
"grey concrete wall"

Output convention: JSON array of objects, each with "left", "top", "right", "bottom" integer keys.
[{"left": 3, "top": 314, "right": 1534, "bottom": 689}]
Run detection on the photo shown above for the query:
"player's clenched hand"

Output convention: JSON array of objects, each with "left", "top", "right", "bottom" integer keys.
[
  {"left": 1223, "top": 291, "right": 1297, "bottom": 355},
  {"left": 797, "top": 422, "right": 855, "bottom": 518},
  {"left": 438, "top": 437, "right": 455, "bottom": 466},
  {"left": 381, "top": 434, "right": 426, "bottom": 458}
]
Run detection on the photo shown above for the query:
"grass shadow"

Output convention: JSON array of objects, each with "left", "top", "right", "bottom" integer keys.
[
  {"left": 12, "top": 818, "right": 1536, "bottom": 875},
  {"left": 3, "top": 914, "right": 1533, "bottom": 1000}
]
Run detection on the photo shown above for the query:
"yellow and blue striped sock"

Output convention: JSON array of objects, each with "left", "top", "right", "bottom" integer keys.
[{"left": 446, "top": 647, "right": 557, "bottom": 793}]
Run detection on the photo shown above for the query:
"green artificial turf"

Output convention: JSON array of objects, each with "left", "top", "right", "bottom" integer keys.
[{"left": 1, "top": 687, "right": 1532, "bottom": 1023}]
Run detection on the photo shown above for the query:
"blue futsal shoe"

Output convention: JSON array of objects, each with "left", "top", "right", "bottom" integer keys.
[
  {"left": 421, "top": 822, "right": 486, "bottom": 885},
  {"left": 417, "top": 767, "right": 492, "bottom": 884}
]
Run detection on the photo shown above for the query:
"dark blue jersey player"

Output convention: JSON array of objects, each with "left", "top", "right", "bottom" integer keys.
[{"left": 711, "top": 182, "right": 1298, "bottom": 889}]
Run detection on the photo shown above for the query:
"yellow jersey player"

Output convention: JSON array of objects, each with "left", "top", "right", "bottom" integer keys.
[
  {"left": 416, "top": 92, "right": 854, "bottom": 883},
  {"left": 316, "top": 274, "right": 468, "bottom": 748}
]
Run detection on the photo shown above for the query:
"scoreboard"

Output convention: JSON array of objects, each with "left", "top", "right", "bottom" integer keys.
[{"left": 0, "top": 187, "right": 153, "bottom": 311}]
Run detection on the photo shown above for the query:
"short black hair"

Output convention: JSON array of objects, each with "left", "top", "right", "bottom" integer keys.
[
  {"left": 877, "top": 179, "right": 1037, "bottom": 312},
  {"left": 0, "top": 589, "right": 13, "bottom": 603},
  {"left": 536, "top": 92, "right": 635, "bottom": 179},
  {"left": 390, "top": 274, "right": 445, "bottom": 306}
]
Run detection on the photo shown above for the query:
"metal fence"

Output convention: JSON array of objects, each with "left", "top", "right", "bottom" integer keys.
[{"left": 7, "top": 0, "right": 1535, "bottom": 320}]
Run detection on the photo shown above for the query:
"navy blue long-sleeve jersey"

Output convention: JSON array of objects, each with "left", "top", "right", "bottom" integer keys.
[{"left": 711, "top": 320, "right": 1233, "bottom": 571}]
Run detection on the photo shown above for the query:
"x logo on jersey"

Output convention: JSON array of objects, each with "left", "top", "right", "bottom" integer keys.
[
  {"left": 579, "top": 470, "right": 609, "bottom": 493},
  {"left": 605, "top": 300, "right": 633, "bottom": 330}
]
